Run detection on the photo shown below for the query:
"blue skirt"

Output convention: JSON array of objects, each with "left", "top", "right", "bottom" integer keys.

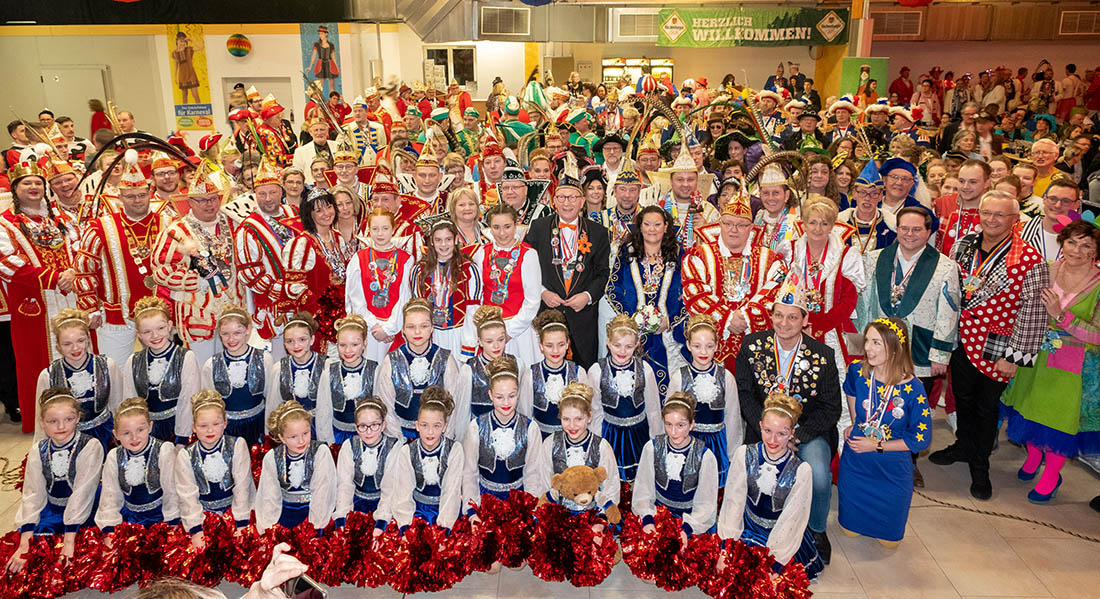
[
  {"left": 227, "top": 413, "right": 264, "bottom": 447},
  {"left": 151, "top": 417, "right": 176, "bottom": 444},
  {"left": 32, "top": 502, "right": 66, "bottom": 536},
  {"left": 120, "top": 504, "right": 164, "bottom": 527},
  {"left": 838, "top": 446, "right": 913, "bottom": 542},
  {"left": 692, "top": 429, "right": 729, "bottom": 487},
  {"left": 278, "top": 501, "right": 311, "bottom": 529},
  {"left": 83, "top": 414, "right": 115, "bottom": 450},
  {"left": 602, "top": 420, "right": 649, "bottom": 483},
  {"left": 742, "top": 514, "right": 824, "bottom": 580},
  {"left": 414, "top": 501, "right": 440, "bottom": 526},
  {"left": 353, "top": 495, "right": 379, "bottom": 516},
  {"left": 333, "top": 428, "right": 357, "bottom": 445}
]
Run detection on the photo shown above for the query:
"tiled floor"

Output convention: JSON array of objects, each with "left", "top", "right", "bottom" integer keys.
[{"left": 1, "top": 414, "right": 1097, "bottom": 599}]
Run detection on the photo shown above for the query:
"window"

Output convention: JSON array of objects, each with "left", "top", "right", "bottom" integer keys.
[{"left": 425, "top": 47, "right": 476, "bottom": 87}]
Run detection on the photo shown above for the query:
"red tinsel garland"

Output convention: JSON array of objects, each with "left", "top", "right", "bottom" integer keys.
[
  {"left": 340, "top": 512, "right": 400, "bottom": 587},
  {"left": 619, "top": 507, "right": 720, "bottom": 591},
  {"left": 464, "top": 491, "right": 538, "bottom": 570},
  {"left": 315, "top": 283, "right": 347, "bottom": 345},
  {"left": 388, "top": 518, "right": 472, "bottom": 593},
  {"left": 12, "top": 453, "right": 27, "bottom": 493},
  {"left": 528, "top": 503, "right": 618, "bottom": 587}
]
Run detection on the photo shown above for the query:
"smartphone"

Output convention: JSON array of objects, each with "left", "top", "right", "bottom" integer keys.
[{"left": 283, "top": 573, "right": 327, "bottom": 599}]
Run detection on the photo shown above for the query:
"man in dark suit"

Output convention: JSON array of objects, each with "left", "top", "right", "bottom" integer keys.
[
  {"left": 525, "top": 175, "right": 611, "bottom": 369},
  {"left": 736, "top": 283, "right": 842, "bottom": 564}
]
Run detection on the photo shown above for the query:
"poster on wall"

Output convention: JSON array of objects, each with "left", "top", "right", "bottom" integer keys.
[
  {"left": 657, "top": 7, "right": 849, "bottom": 47},
  {"left": 840, "top": 57, "right": 889, "bottom": 102},
  {"left": 300, "top": 23, "right": 343, "bottom": 99},
  {"left": 166, "top": 24, "right": 215, "bottom": 130}
]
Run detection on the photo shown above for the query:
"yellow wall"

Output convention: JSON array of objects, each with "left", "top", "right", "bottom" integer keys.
[{"left": 815, "top": 45, "right": 849, "bottom": 100}]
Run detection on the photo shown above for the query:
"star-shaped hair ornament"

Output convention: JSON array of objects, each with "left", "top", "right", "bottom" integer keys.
[{"left": 1053, "top": 209, "right": 1097, "bottom": 233}]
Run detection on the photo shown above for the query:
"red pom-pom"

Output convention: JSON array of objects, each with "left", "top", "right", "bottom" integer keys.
[
  {"left": 465, "top": 491, "right": 538, "bottom": 570},
  {"left": 343, "top": 512, "right": 401, "bottom": 587},
  {"left": 699, "top": 540, "right": 776, "bottom": 599},
  {"left": 388, "top": 519, "right": 471, "bottom": 593},
  {"left": 620, "top": 507, "right": 719, "bottom": 591},
  {"left": 528, "top": 503, "right": 618, "bottom": 587},
  {"left": 226, "top": 523, "right": 274, "bottom": 586},
  {"left": 12, "top": 453, "right": 27, "bottom": 492},
  {"left": 88, "top": 522, "right": 171, "bottom": 593},
  {"left": 249, "top": 436, "right": 277, "bottom": 485},
  {"left": 773, "top": 560, "right": 812, "bottom": 599}
]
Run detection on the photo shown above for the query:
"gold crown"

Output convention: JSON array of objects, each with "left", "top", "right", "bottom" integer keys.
[{"left": 9, "top": 160, "right": 45, "bottom": 184}]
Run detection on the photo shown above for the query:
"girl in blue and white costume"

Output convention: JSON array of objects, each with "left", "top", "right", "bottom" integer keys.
[
  {"left": 376, "top": 299, "right": 459, "bottom": 440},
  {"left": 667, "top": 314, "right": 742, "bottom": 487},
  {"left": 8, "top": 388, "right": 104, "bottom": 571},
  {"left": 718, "top": 391, "right": 824, "bottom": 580},
  {"left": 384, "top": 387, "right": 466, "bottom": 532},
  {"left": 122, "top": 297, "right": 201, "bottom": 446},
  {"left": 633, "top": 392, "right": 719, "bottom": 537},
  {"left": 255, "top": 400, "right": 336, "bottom": 533},
  {"left": 266, "top": 313, "right": 330, "bottom": 442},
  {"left": 35, "top": 308, "right": 122, "bottom": 449},
  {"left": 96, "top": 397, "right": 180, "bottom": 535},
  {"left": 462, "top": 355, "right": 541, "bottom": 511},
  {"left": 200, "top": 305, "right": 273, "bottom": 446},
  {"left": 175, "top": 390, "right": 253, "bottom": 549},
  {"left": 333, "top": 397, "right": 401, "bottom": 529},
  {"left": 586, "top": 314, "right": 662, "bottom": 483},
  {"left": 315, "top": 314, "right": 377, "bottom": 444},
  {"left": 518, "top": 309, "right": 588, "bottom": 440},
  {"left": 452, "top": 305, "right": 518, "bottom": 441}
]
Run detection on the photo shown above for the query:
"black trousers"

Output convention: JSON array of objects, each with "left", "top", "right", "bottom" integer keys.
[
  {"left": 0, "top": 321, "right": 17, "bottom": 416},
  {"left": 949, "top": 347, "right": 1007, "bottom": 474}
]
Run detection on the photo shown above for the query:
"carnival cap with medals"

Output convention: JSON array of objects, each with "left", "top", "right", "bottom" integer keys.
[
  {"left": 370, "top": 163, "right": 400, "bottom": 197},
  {"left": 499, "top": 160, "right": 528, "bottom": 186},
  {"left": 614, "top": 162, "right": 643, "bottom": 187},
  {"left": 658, "top": 139, "right": 697, "bottom": 174},
  {"left": 252, "top": 154, "right": 282, "bottom": 189},
  {"left": 769, "top": 273, "right": 810, "bottom": 313},
  {"left": 757, "top": 163, "right": 790, "bottom": 188},
  {"left": 720, "top": 179, "right": 753, "bottom": 221}
]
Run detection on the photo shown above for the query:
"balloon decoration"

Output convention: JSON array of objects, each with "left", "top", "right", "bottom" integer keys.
[{"left": 226, "top": 34, "right": 251, "bottom": 57}]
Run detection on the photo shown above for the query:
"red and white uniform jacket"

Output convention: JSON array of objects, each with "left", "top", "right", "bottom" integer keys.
[
  {"left": 234, "top": 207, "right": 304, "bottom": 339},
  {"left": 0, "top": 209, "right": 79, "bottom": 432},
  {"left": 151, "top": 213, "right": 244, "bottom": 345},
  {"left": 74, "top": 210, "right": 171, "bottom": 325},
  {"left": 682, "top": 223, "right": 788, "bottom": 373},
  {"left": 788, "top": 232, "right": 866, "bottom": 364},
  {"left": 345, "top": 244, "right": 414, "bottom": 362}
]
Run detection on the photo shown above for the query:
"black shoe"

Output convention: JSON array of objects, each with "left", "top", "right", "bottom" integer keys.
[
  {"left": 929, "top": 445, "right": 967, "bottom": 466},
  {"left": 5, "top": 405, "right": 19, "bottom": 423},
  {"left": 970, "top": 472, "right": 993, "bottom": 500},
  {"left": 1090, "top": 495, "right": 1100, "bottom": 514},
  {"left": 913, "top": 465, "right": 925, "bottom": 488},
  {"left": 812, "top": 530, "right": 831, "bottom": 565}
]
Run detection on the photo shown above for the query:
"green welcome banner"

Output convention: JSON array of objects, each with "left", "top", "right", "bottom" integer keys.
[{"left": 657, "top": 7, "right": 850, "bottom": 47}]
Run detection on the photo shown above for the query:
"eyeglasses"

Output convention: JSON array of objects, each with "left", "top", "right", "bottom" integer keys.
[
  {"left": 885, "top": 174, "right": 914, "bottom": 183},
  {"left": 191, "top": 196, "right": 221, "bottom": 205},
  {"left": 725, "top": 222, "right": 753, "bottom": 231},
  {"left": 897, "top": 226, "right": 927, "bottom": 234},
  {"left": 356, "top": 422, "right": 384, "bottom": 433},
  {"left": 979, "top": 210, "right": 1015, "bottom": 219},
  {"left": 1045, "top": 196, "right": 1078, "bottom": 205}
]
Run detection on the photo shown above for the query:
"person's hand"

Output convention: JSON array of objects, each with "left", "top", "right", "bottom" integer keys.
[
  {"left": 57, "top": 269, "right": 76, "bottom": 293},
  {"left": 541, "top": 290, "right": 564, "bottom": 308},
  {"left": 656, "top": 315, "right": 670, "bottom": 335},
  {"left": 371, "top": 527, "right": 384, "bottom": 550},
  {"left": 563, "top": 293, "right": 588, "bottom": 311},
  {"left": 642, "top": 523, "right": 656, "bottom": 535},
  {"left": 6, "top": 540, "right": 29, "bottom": 573},
  {"left": 727, "top": 312, "right": 748, "bottom": 335},
  {"left": 679, "top": 530, "right": 689, "bottom": 552},
  {"left": 930, "top": 361, "right": 948, "bottom": 377},
  {"left": 371, "top": 324, "right": 388, "bottom": 342},
  {"left": 843, "top": 425, "right": 854, "bottom": 444},
  {"left": 191, "top": 531, "right": 206, "bottom": 550},
  {"left": 787, "top": 438, "right": 800, "bottom": 453},
  {"left": 88, "top": 312, "right": 103, "bottom": 330},
  {"left": 60, "top": 538, "right": 75, "bottom": 561},
  {"left": 994, "top": 359, "right": 1017, "bottom": 379},
  {"left": 244, "top": 542, "right": 309, "bottom": 599},
  {"left": 716, "top": 552, "right": 727, "bottom": 572},
  {"left": 847, "top": 435, "right": 879, "bottom": 453},
  {"left": 1041, "top": 288, "right": 1063, "bottom": 320},
  {"left": 102, "top": 533, "right": 114, "bottom": 550},
  {"left": 469, "top": 514, "right": 482, "bottom": 527}
]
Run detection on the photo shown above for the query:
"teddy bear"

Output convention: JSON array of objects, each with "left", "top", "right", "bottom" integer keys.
[{"left": 539, "top": 464, "right": 621, "bottom": 525}]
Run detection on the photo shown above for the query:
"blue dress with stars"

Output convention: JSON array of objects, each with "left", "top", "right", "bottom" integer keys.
[{"left": 837, "top": 361, "right": 932, "bottom": 541}]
